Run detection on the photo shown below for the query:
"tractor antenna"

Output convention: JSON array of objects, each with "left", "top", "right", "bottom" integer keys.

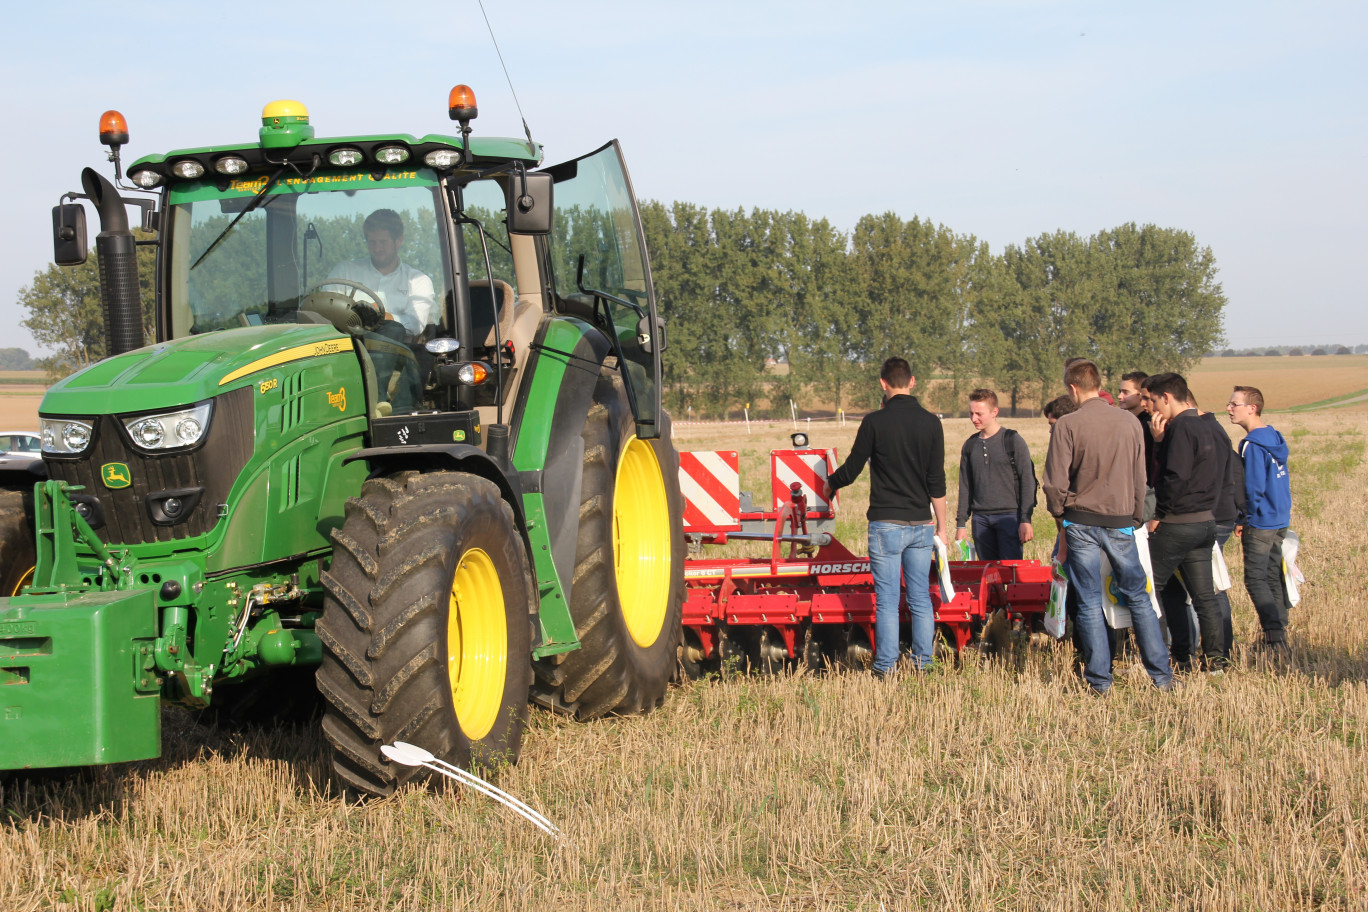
[{"left": 478, "top": 0, "right": 536, "bottom": 154}]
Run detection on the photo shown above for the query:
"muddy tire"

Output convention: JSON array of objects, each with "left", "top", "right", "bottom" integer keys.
[
  {"left": 0, "top": 490, "right": 36, "bottom": 597},
  {"left": 533, "top": 373, "right": 684, "bottom": 719},
  {"left": 317, "top": 471, "right": 534, "bottom": 797}
]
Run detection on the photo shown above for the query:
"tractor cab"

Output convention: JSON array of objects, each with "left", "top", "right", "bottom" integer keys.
[{"left": 56, "top": 90, "right": 663, "bottom": 441}]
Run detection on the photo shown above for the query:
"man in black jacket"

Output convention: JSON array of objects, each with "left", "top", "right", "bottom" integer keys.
[
  {"left": 824, "top": 357, "right": 950, "bottom": 675},
  {"left": 1145, "top": 372, "right": 1230, "bottom": 671}
]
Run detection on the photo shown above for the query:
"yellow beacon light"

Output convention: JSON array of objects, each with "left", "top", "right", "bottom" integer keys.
[{"left": 259, "top": 99, "right": 314, "bottom": 149}]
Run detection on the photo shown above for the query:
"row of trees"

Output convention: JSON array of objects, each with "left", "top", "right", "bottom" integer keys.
[
  {"left": 16, "top": 205, "right": 1226, "bottom": 415},
  {"left": 640, "top": 204, "right": 1226, "bottom": 416},
  {"left": 1220, "top": 345, "right": 1365, "bottom": 357},
  {"left": 0, "top": 348, "right": 35, "bottom": 370}
]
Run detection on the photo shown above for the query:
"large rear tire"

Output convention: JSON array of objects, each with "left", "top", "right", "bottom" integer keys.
[
  {"left": 317, "top": 471, "right": 534, "bottom": 797},
  {"left": 0, "top": 490, "right": 36, "bottom": 597},
  {"left": 534, "top": 373, "right": 685, "bottom": 719}
]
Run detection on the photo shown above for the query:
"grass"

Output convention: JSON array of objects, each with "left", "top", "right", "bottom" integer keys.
[{"left": 2, "top": 410, "right": 1366, "bottom": 911}]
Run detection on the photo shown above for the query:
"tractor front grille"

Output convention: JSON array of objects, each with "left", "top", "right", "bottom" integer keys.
[{"left": 44, "top": 387, "right": 254, "bottom": 546}]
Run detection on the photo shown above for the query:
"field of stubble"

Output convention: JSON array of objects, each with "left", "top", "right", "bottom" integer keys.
[{"left": 2, "top": 408, "right": 1365, "bottom": 911}]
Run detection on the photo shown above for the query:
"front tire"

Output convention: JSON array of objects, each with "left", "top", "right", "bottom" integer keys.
[
  {"left": 0, "top": 490, "right": 36, "bottom": 597},
  {"left": 317, "top": 471, "right": 534, "bottom": 797},
  {"left": 534, "top": 373, "right": 685, "bottom": 719}
]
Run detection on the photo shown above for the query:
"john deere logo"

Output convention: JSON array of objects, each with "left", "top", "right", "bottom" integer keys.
[{"left": 101, "top": 463, "right": 132, "bottom": 489}]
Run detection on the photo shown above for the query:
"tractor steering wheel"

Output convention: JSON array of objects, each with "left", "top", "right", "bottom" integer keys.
[{"left": 304, "top": 278, "right": 388, "bottom": 330}]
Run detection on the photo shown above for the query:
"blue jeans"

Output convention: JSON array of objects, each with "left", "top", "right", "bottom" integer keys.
[
  {"left": 868, "top": 521, "right": 936, "bottom": 673},
  {"left": 1064, "top": 524, "right": 1173, "bottom": 692},
  {"left": 972, "top": 513, "right": 1023, "bottom": 561}
]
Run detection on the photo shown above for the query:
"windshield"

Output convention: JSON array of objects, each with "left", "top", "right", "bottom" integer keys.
[{"left": 164, "top": 170, "right": 448, "bottom": 339}]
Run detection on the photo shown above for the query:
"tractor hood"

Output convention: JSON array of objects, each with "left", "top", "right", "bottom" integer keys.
[{"left": 41, "top": 325, "right": 353, "bottom": 416}]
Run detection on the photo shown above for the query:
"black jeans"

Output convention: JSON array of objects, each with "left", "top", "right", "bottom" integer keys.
[
  {"left": 1149, "top": 519, "right": 1227, "bottom": 665},
  {"left": 1242, "top": 526, "right": 1290, "bottom": 643}
]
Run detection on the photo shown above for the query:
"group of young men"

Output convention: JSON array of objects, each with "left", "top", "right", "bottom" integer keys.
[{"left": 824, "top": 357, "right": 1294, "bottom": 689}]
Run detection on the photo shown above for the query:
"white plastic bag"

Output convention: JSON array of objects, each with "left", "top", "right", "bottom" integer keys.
[
  {"left": 1104, "top": 528, "right": 1163, "bottom": 629},
  {"left": 933, "top": 535, "right": 956, "bottom": 602},
  {"left": 1130, "top": 526, "right": 1164, "bottom": 617},
  {"left": 953, "top": 537, "right": 978, "bottom": 562},
  {"left": 1282, "top": 529, "right": 1305, "bottom": 607},
  {"left": 1044, "top": 559, "right": 1068, "bottom": 639},
  {"left": 1211, "top": 542, "right": 1232, "bottom": 592}
]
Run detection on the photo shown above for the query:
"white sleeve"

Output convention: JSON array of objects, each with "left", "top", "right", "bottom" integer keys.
[{"left": 407, "top": 272, "right": 437, "bottom": 329}]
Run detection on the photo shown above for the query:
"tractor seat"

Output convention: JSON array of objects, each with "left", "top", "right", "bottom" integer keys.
[{"left": 469, "top": 279, "right": 516, "bottom": 352}]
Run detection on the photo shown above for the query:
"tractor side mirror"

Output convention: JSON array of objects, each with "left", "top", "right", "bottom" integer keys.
[
  {"left": 506, "top": 171, "right": 553, "bottom": 236},
  {"left": 52, "top": 203, "right": 88, "bottom": 266}
]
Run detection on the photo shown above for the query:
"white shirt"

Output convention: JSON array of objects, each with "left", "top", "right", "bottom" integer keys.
[{"left": 327, "top": 259, "right": 437, "bottom": 337}]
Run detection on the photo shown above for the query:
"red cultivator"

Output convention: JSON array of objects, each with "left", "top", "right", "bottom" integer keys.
[{"left": 677, "top": 443, "right": 1053, "bottom": 674}]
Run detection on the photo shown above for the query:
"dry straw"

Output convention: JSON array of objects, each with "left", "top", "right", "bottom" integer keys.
[{"left": 2, "top": 409, "right": 1365, "bottom": 911}]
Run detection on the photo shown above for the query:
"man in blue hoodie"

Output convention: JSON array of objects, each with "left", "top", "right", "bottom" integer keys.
[{"left": 1227, "top": 386, "right": 1293, "bottom": 649}]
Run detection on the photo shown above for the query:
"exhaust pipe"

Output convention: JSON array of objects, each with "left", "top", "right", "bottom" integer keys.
[{"left": 81, "top": 168, "right": 144, "bottom": 357}]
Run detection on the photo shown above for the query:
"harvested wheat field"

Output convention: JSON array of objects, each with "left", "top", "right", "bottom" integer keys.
[{"left": 2, "top": 407, "right": 1366, "bottom": 911}]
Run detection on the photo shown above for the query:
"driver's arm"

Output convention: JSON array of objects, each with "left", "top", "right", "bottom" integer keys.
[{"left": 406, "top": 270, "right": 437, "bottom": 333}]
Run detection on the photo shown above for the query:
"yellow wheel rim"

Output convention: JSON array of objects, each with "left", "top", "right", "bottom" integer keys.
[
  {"left": 9, "top": 566, "right": 33, "bottom": 598},
  {"left": 446, "top": 548, "right": 508, "bottom": 741},
  {"left": 613, "top": 438, "right": 673, "bottom": 648}
]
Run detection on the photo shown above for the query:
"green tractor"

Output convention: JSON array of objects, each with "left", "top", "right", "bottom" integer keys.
[{"left": 0, "top": 87, "right": 684, "bottom": 795}]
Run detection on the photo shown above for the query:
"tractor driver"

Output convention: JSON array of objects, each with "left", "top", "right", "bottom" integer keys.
[{"left": 326, "top": 208, "right": 437, "bottom": 342}]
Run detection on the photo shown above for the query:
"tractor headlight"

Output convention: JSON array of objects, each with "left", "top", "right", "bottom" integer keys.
[
  {"left": 423, "top": 148, "right": 462, "bottom": 169},
  {"left": 129, "top": 169, "right": 163, "bottom": 189},
  {"left": 122, "top": 402, "right": 213, "bottom": 452},
  {"left": 214, "top": 155, "right": 249, "bottom": 175},
  {"left": 374, "top": 144, "right": 410, "bottom": 165},
  {"left": 171, "top": 159, "right": 206, "bottom": 180},
  {"left": 40, "top": 418, "right": 94, "bottom": 455},
  {"left": 328, "top": 147, "right": 364, "bottom": 167}
]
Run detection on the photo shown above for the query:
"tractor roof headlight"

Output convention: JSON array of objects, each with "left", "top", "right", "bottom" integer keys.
[
  {"left": 122, "top": 402, "right": 213, "bottom": 452},
  {"left": 171, "top": 159, "right": 206, "bottom": 179},
  {"left": 129, "top": 169, "right": 163, "bottom": 189},
  {"left": 214, "top": 155, "right": 249, "bottom": 175},
  {"left": 423, "top": 148, "right": 462, "bottom": 169},
  {"left": 328, "top": 147, "right": 364, "bottom": 167},
  {"left": 40, "top": 417, "right": 94, "bottom": 455},
  {"left": 374, "top": 144, "right": 410, "bottom": 165}
]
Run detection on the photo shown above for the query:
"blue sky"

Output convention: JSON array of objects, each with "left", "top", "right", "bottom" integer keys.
[{"left": 3, "top": 0, "right": 1364, "bottom": 355}]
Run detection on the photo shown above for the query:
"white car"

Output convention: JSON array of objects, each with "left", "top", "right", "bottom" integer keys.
[{"left": 0, "top": 432, "right": 41, "bottom": 456}]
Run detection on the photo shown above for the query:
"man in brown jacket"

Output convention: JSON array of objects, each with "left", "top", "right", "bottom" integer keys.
[{"left": 1043, "top": 359, "right": 1172, "bottom": 694}]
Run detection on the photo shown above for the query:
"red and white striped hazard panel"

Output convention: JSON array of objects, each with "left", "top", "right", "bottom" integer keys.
[
  {"left": 771, "top": 448, "right": 839, "bottom": 517},
  {"left": 679, "top": 450, "right": 741, "bottom": 532}
]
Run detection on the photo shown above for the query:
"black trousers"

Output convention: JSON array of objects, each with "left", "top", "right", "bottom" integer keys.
[
  {"left": 1160, "top": 520, "right": 1235, "bottom": 662},
  {"left": 1149, "top": 520, "right": 1227, "bottom": 665}
]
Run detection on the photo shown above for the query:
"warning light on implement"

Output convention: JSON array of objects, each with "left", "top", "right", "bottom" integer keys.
[
  {"left": 448, "top": 85, "right": 478, "bottom": 123},
  {"left": 99, "top": 110, "right": 129, "bottom": 148}
]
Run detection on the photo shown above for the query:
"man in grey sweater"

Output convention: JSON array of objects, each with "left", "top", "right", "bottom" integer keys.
[
  {"left": 956, "top": 388, "right": 1036, "bottom": 560},
  {"left": 1043, "top": 359, "right": 1173, "bottom": 694}
]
